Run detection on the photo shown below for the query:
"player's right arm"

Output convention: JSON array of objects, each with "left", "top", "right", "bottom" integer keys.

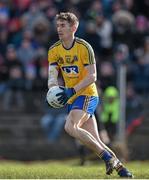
[
  {"left": 48, "top": 46, "right": 59, "bottom": 89},
  {"left": 48, "top": 64, "right": 59, "bottom": 89}
]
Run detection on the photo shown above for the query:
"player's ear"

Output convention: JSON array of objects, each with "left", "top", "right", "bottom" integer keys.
[{"left": 71, "top": 24, "right": 77, "bottom": 33}]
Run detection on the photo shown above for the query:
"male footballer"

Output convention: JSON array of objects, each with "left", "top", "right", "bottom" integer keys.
[{"left": 47, "top": 12, "right": 133, "bottom": 178}]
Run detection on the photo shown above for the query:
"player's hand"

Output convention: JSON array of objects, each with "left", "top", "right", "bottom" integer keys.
[{"left": 56, "top": 87, "right": 76, "bottom": 104}]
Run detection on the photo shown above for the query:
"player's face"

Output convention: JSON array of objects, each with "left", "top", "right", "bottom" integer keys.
[{"left": 56, "top": 20, "right": 73, "bottom": 41}]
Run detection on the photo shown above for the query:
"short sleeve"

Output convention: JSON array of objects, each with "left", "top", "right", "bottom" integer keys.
[
  {"left": 48, "top": 47, "right": 58, "bottom": 65},
  {"left": 82, "top": 43, "right": 95, "bottom": 65}
]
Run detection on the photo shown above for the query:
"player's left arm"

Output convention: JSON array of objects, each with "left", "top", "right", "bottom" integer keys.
[
  {"left": 74, "top": 63, "right": 97, "bottom": 92},
  {"left": 74, "top": 42, "right": 97, "bottom": 92},
  {"left": 56, "top": 63, "right": 97, "bottom": 104}
]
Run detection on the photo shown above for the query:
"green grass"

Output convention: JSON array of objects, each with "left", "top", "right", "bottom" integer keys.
[{"left": 0, "top": 159, "right": 148, "bottom": 179}]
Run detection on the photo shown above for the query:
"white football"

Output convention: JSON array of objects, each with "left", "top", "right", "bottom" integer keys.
[{"left": 46, "top": 86, "right": 64, "bottom": 108}]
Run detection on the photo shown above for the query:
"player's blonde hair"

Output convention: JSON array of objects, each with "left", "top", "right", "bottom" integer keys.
[{"left": 55, "top": 12, "right": 79, "bottom": 28}]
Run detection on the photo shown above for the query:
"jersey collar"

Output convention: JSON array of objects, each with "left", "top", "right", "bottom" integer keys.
[{"left": 62, "top": 37, "right": 76, "bottom": 50}]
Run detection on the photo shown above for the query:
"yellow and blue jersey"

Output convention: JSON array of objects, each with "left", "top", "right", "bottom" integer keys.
[{"left": 48, "top": 37, "right": 98, "bottom": 104}]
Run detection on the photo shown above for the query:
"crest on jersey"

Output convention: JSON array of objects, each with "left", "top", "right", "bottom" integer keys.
[
  {"left": 57, "top": 57, "right": 64, "bottom": 64},
  {"left": 65, "top": 55, "right": 72, "bottom": 63}
]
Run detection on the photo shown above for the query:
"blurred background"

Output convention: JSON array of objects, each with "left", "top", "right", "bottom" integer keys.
[{"left": 0, "top": 0, "right": 148, "bottom": 163}]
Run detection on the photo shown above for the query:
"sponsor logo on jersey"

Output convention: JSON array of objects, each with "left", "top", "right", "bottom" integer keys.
[{"left": 62, "top": 65, "right": 79, "bottom": 74}]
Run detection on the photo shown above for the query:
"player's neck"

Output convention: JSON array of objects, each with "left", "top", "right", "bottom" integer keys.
[{"left": 62, "top": 36, "right": 75, "bottom": 49}]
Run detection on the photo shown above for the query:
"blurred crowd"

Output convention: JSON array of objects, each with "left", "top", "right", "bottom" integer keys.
[{"left": 0, "top": 0, "right": 149, "bottom": 110}]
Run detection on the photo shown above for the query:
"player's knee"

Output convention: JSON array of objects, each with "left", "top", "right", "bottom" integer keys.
[
  {"left": 65, "top": 111, "right": 81, "bottom": 136},
  {"left": 74, "top": 124, "right": 80, "bottom": 135}
]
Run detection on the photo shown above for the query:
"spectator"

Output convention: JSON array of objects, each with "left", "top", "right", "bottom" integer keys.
[
  {"left": 84, "top": 20, "right": 101, "bottom": 55},
  {"left": 130, "top": 50, "right": 149, "bottom": 94},
  {"left": 96, "top": 13, "right": 113, "bottom": 57},
  {"left": 8, "top": 17, "right": 22, "bottom": 47},
  {"left": 40, "top": 108, "right": 66, "bottom": 142},
  {"left": 32, "top": 16, "right": 50, "bottom": 47},
  {"left": 112, "top": 43, "right": 129, "bottom": 67},
  {"left": 112, "top": 10, "right": 135, "bottom": 49},
  {"left": 100, "top": 86, "right": 120, "bottom": 141},
  {"left": 133, "top": 15, "right": 149, "bottom": 49},
  {"left": 85, "top": 0, "right": 103, "bottom": 20},
  {"left": 3, "top": 44, "right": 25, "bottom": 110},
  {"left": 99, "top": 61, "right": 116, "bottom": 90},
  {"left": 123, "top": 0, "right": 138, "bottom": 16},
  {"left": 17, "top": 38, "right": 36, "bottom": 69},
  {"left": 21, "top": 2, "right": 48, "bottom": 31},
  {"left": 126, "top": 83, "right": 143, "bottom": 126}
]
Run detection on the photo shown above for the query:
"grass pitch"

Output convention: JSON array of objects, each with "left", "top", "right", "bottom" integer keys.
[{"left": 0, "top": 159, "right": 148, "bottom": 179}]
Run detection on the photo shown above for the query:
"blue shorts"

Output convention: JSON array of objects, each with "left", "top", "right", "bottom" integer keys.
[{"left": 67, "top": 96, "right": 100, "bottom": 115}]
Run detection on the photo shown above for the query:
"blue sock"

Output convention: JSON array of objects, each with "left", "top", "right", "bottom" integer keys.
[
  {"left": 118, "top": 167, "right": 130, "bottom": 176},
  {"left": 99, "top": 150, "right": 112, "bottom": 162}
]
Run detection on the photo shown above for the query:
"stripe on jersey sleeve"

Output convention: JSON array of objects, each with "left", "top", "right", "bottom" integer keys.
[{"left": 76, "top": 39, "right": 95, "bottom": 65}]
